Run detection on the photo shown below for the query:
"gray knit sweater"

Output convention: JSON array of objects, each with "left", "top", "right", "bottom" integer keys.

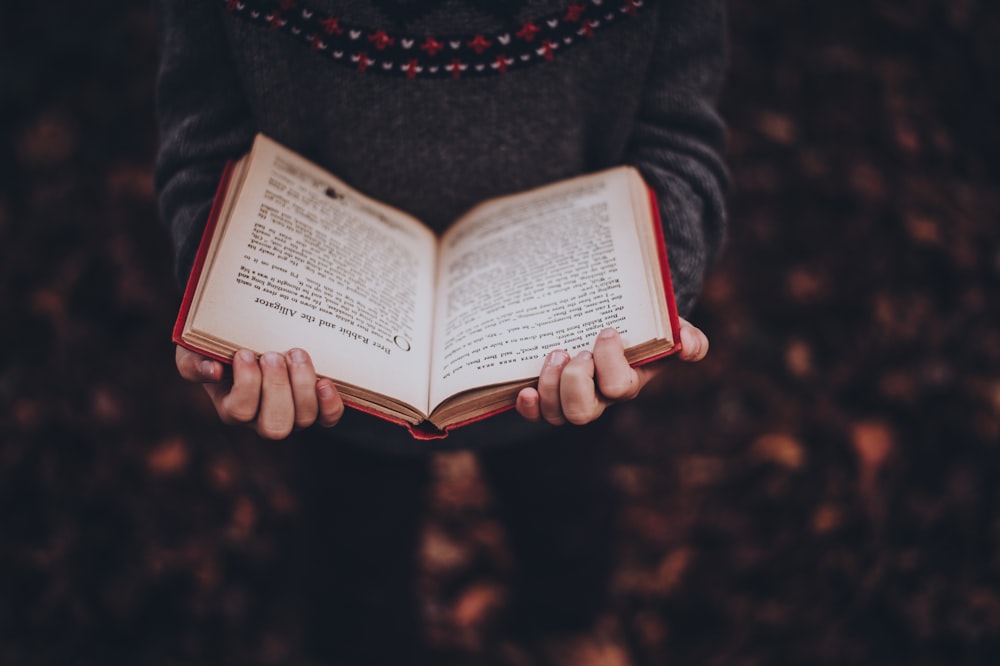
[{"left": 154, "top": 0, "right": 728, "bottom": 450}]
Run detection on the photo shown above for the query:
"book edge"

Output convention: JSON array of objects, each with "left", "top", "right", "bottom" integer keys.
[
  {"left": 172, "top": 159, "right": 239, "bottom": 352},
  {"left": 643, "top": 182, "right": 683, "bottom": 360}
]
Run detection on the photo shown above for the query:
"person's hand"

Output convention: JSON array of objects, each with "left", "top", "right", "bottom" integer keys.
[
  {"left": 175, "top": 345, "right": 344, "bottom": 439},
  {"left": 515, "top": 318, "right": 709, "bottom": 425}
]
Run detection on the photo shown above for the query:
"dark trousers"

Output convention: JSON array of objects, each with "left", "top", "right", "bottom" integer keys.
[{"left": 297, "top": 422, "right": 620, "bottom": 664}]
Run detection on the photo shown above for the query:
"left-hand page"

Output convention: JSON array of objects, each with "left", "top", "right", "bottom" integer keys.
[{"left": 182, "top": 135, "right": 438, "bottom": 416}]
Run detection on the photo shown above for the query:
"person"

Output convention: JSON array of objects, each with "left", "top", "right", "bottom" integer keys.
[{"left": 154, "top": 1, "right": 727, "bottom": 663}]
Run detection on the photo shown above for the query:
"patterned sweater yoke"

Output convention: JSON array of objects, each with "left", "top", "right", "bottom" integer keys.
[{"left": 220, "top": 0, "right": 655, "bottom": 78}]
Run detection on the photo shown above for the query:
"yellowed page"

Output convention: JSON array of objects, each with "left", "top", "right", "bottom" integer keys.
[
  {"left": 189, "top": 135, "right": 437, "bottom": 413},
  {"left": 428, "top": 167, "right": 661, "bottom": 411}
]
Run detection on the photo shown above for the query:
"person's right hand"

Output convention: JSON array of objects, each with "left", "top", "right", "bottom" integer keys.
[{"left": 175, "top": 345, "right": 344, "bottom": 439}]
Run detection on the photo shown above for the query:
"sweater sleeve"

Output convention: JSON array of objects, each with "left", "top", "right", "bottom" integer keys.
[
  {"left": 625, "top": 0, "right": 729, "bottom": 317},
  {"left": 152, "top": 0, "right": 257, "bottom": 286}
]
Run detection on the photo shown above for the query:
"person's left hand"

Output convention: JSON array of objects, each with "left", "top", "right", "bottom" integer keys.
[{"left": 515, "top": 317, "right": 709, "bottom": 425}]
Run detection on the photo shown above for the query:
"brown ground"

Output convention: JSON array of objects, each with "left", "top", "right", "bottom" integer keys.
[{"left": 2, "top": 1, "right": 999, "bottom": 664}]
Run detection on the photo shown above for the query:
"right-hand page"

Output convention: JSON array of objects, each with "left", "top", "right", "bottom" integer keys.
[{"left": 428, "top": 167, "right": 670, "bottom": 411}]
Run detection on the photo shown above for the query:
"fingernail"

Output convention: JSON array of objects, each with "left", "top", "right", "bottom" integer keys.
[
  {"left": 545, "top": 350, "right": 568, "bottom": 367},
  {"left": 317, "top": 380, "right": 334, "bottom": 398},
  {"left": 598, "top": 328, "right": 617, "bottom": 339},
  {"left": 576, "top": 350, "right": 593, "bottom": 360},
  {"left": 200, "top": 360, "right": 216, "bottom": 377},
  {"left": 236, "top": 350, "right": 255, "bottom": 363},
  {"left": 262, "top": 352, "right": 283, "bottom": 367},
  {"left": 289, "top": 348, "right": 307, "bottom": 363}
]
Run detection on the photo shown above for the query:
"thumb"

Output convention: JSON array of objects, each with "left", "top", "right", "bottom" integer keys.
[{"left": 677, "top": 318, "right": 709, "bottom": 362}]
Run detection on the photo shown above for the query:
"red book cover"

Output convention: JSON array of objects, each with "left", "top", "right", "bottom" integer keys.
[{"left": 172, "top": 160, "right": 237, "bottom": 363}]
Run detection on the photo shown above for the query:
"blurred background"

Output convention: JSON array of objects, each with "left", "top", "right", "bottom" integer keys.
[{"left": 2, "top": 0, "right": 999, "bottom": 664}]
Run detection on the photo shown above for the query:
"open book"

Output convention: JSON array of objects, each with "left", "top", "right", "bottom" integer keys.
[{"left": 174, "top": 134, "right": 682, "bottom": 438}]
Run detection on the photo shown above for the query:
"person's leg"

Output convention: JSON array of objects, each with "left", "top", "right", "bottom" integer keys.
[
  {"left": 478, "top": 421, "right": 621, "bottom": 638},
  {"left": 296, "top": 431, "right": 432, "bottom": 665}
]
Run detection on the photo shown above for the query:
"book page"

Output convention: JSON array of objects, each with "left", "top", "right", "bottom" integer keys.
[
  {"left": 428, "top": 168, "right": 661, "bottom": 410},
  {"left": 189, "top": 136, "right": 437, "bottom": 413}
]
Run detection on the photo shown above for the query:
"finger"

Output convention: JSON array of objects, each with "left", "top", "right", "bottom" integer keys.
[
  {"left": 559, "top": 350, "right": 605, "bottom": 425},
  {"left": 315, "top": 378, "right": 345, "bottom": 427},
  {"left": 592, "top": 328, "right": 643, "bottom": 401},
  {"left": 537, "top": 350, "right": 570, "bottom": 425},
  {"left": 256, "top": 352, "right": 295, "bottom": 439},
  {"left": 213, "top": 349, "right": 262, "bottom": 425},
  {"left": 515, "top": 387, "right": 542, "bottom": 422},
  {"left": 286, "top": 348, "right": 319, "bottom": 429},
  {"left": 176, "top": 345, "right": 224, "bottom": 383},
  {"left": 678, "top": 318, "right": 710, "bottom": 362}
]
